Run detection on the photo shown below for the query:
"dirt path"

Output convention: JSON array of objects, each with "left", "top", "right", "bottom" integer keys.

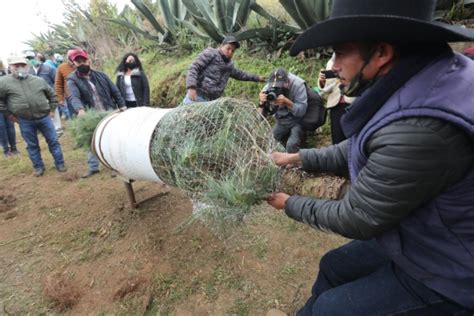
[{"left": 0, "top": 126, "right": 345, "bottom": 315}]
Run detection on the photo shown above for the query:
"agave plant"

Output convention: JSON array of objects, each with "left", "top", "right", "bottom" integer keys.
[
  {"left": 110, "top": 0, "right": 188, "bottom": 44},
  {"left": 279, "top": 0, "right": 332, "bottom": 30},
  {"left": 181, "top": 0, "right": 255, "bottom": 43}
]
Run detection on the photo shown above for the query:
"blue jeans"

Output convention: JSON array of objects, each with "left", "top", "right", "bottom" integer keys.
[
  {"left": 18, "top": 116, "right": 64, "bottom": 170},
  {"left": 66, "top": 96, "right": 76, "bottom": 119},
  {"left": 58, "top": 103, "right": 70, "bottom": 120},
  {"left": 181, "top": 93, "right": 208, "bottom": 105},
  {"left": 297, "top": 240, "right": 471, "bottom": 316},
  {"left": 0, "top": 113, "right": 16, "bottom": 153},
  {"left": 87, "top": 150, "right": 100, "bottom": 172}
]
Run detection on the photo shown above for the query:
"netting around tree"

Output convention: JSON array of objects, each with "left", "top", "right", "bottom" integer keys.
[{"left": 150, "top": 98, "right": 282, "bottom": 229}]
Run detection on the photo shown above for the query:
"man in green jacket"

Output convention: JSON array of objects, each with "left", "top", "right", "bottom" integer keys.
[{"left": 0, "top": 56, "right": 66, "bottom": 176}]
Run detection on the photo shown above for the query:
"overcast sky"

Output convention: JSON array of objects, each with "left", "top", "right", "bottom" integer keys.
[{"left": 0, "top": 0, "right": 128, "bottom": 64}]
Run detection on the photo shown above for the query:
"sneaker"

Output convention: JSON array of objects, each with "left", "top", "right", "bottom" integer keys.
[
  {"left": 56, "top": 165, "right": 67, "bottom": 172},
  {"left": 3, "top": 152, "right": 12, "bottom": 158},
  {"left": 34, "top": 168, "right": 44, "bottom": 177},
  {"left": 10, "top": 149, "right": 20, "bottom": 155},
  {"left": 81, "top": 170, "right": 99, "bottom": 178}
]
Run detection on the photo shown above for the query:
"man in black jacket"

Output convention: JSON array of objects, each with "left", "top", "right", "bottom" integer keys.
[
  {"left": 183, "top": 36, "right": 264, "bottom": 104},
  {"left": 67, "top": 49, "right": 125, "bottom": 178},
  {"left": 266, "top": 0, "right": 474, "bottom": 315}
]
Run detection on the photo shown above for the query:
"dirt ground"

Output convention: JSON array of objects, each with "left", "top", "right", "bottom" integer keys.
[{"left": 0, "top": 124, "right": 345, "bottom": 315}]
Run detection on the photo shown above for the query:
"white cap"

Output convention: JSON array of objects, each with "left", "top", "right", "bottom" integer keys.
[{"left": 8, "top": 55, "right": 28, "bottom": 65}]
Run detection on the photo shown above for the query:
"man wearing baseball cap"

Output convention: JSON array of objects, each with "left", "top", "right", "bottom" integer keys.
[
  {"left": 183, "top": 35, "right": 265, "bottom": 105},
  {"left": 266, "top": 0, "right": 474, "bottom": 314},
  {"left": 67, "top": 48, "right": 125, "bottom": 178},
  {"left": 0, "top": 55, "right": 66, "bottom": 176},
  {"left": 258, "top": 68, "right": 308, "bottom": 153}
]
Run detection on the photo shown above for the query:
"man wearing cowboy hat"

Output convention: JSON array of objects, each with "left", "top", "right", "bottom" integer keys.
[{"left": 266, "top": 0, "right": 474, "bottom": 314}]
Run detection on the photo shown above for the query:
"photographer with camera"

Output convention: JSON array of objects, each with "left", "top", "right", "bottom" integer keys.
[
  {"left": 318, "top": 54, "right": 355, "bottom": 144},
  {"left": 259, "top": 68, "right": 307, "bottom": 153}
]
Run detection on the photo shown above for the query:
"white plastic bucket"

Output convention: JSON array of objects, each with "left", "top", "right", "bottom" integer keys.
[{"left": 92, "top": 107, "right": 173, "bottom": 182}]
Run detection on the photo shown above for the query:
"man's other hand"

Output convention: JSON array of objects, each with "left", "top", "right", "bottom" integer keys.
[
  {"left": 273, "top": 95, "right": 293, "bottom": 108},
  {"left": 259, "top": 91, "right": 267, "bottom": 106},
  {"left": 271, "top": 152, "right": 301, "bottom": 167},
  {"left": 188, "top": 88, "right": 197, "bottom": 101},
  {"left": 77, "top": 109, "right": 86, "bottom": 117},
  {"left": 266, "top": 192, "right": 290, "bottom": 209}
]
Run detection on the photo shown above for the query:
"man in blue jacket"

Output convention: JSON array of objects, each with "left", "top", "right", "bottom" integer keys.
[
  {"left": 67, "top": 49, "right": 125, "bottom": 178},
  {"left": 266, "top": 0, "right": 474, "bottom": 315}
]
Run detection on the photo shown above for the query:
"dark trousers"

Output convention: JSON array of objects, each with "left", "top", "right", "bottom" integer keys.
[
  {"left": 297, "top": 240, "right": 471, "bottom": 316},
  {"left": 125, "top": 100, "right": 138, "bottom": 108},
  {"left": 329, "top": 102, "right": 348, "bottom": 145},
  {"left": 0, "top": 112, "right": 16, "bottom": 154},
  {"left": 273, "top": 121, "right": 305, "bottom": 153},
  {"left": 18, "top": 116, "right": 64, "bottom": 170},
  {"left": 66, "top": 96, "right": 76, "bottom": 120}
]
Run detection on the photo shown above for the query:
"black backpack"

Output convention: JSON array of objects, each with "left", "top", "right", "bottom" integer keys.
[{"left": 301, "top": 85, "right": 327, "bottom": 131}]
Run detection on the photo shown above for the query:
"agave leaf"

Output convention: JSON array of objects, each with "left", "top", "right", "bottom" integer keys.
[
  {"left": 159, "top": 0, "right": 177, "bottom": 32},
  {"left": 181, "top": 20, "right": 210, "bottom": 38},
  {"left": 294, "top": 0, "right": 316, "bottom": 28},
  {"left": 234, "top": 0, "right": 252, "bottom": 32},
  {"left": 194, "top": 0, "right": 217, "bottom": 24},
  {"left": 107, "top": 18, "right": 161, "bottom": 41},
  {"left": 236, "top": 27, "right": 276, "bottom": 41},
  {"left": 131, "top": 0, "right": 166, "bottom": 34},
  {"left": 215, "top": 0, "right": 228, "bottom": 32},
  {"left": 227, "top": 0, "right": 236, "bottom": 31},
  {"left": 278, "top": 0, "right": 308, "bottom": 29},
  {"left": 193, "top": 16, "right": 223, "bottom": 42}
]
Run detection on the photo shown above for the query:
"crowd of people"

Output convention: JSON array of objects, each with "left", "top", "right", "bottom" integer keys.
[
  {"left": 0, "top": 49, "right": 149, "bottom": 178},
  {"left": 1, "top": 0, "right": 474, "bottom": 314}
]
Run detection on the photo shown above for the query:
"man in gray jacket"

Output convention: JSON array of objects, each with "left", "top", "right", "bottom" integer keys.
[
  {"left": 266, "top": 0, "right": 474, "bottom": 315},
  {"left": 183, "top": 36, "right": 264, "bottom": 104},
  {"left": 258, "top": 68, "right": 307, "bottom": 153},
  {"left": 0, "top": 56, "right": 66, "bottom": 177}
]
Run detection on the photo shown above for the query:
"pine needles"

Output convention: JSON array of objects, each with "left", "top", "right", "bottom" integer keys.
[
  {"left": 69, "top": 110, "right": 111, "bottom": 149},
  {"left": 150, "top": 98, "right": 281, "bottom": 233}
]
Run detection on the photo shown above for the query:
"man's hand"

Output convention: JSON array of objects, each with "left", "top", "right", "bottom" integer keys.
[
  {"left": 266, "top": 192, "right": 290, "bottom": 210},
  {"left": 273, "top": 95, "right": 293, "bottom": 109},
  {"left": 49, "top": 111, "right": 55, "bottom": 118},
  {"left": 258, "top": 76, "right": 266, "bottom": 82},
  {"left": 77, "top": 109, "right": 86, "bottom": 117},
  {"left": 271, "top": 151, "right": 302, "bottom": 167},
  {"left": 188, "top": 88, "right": 197, "bottom": 101},
  {"left": 258, "top": 91, "right": 267, "bottom": 106},
  {"left": 319, "top": 68, "right": 327, "bottom": 88}
]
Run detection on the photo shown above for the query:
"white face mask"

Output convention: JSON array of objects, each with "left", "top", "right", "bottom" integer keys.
[{"left": 12, "top": 66, "right": 29, "bottom": 78}]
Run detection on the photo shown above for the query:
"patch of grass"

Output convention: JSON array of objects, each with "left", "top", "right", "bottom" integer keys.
[
  {"left": 148, "top": 273, "right": 192, "bottom": 315},
  {"left": 278, "top": 263, "right": 301, "bottom": 280},
  {"left": 228, "top": 298, "right": 252, "bottom": 316}
]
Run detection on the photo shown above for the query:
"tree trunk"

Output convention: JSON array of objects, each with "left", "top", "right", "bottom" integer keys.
[{"left": 278, "top": 168, "right": 349, "bottom": 200}]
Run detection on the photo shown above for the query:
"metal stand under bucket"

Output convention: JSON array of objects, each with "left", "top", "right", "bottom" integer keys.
[{"left": 123, "top": 179, "right": 169, "bottom": 209}]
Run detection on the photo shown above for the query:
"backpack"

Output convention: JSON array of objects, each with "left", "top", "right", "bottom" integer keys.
[{"left": 301, "top": 85, "right": 327, "bottom": 131}]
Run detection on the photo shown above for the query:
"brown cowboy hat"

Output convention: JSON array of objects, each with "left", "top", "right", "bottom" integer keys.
[{"left": 290, "top": 0, "right": 474, "bottom": 56}]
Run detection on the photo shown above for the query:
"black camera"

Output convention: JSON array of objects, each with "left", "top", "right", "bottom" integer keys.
[
  {"left": 261, "top": 87, "right": 287, "bottom": 117},
  {"left": 265, "top": 87, "right": 285, "bottom": 102},
  {"left": 321, "top": 70, "right": 337, "bottom": 79}
]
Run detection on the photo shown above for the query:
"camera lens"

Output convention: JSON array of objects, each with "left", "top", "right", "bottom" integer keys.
[{"left": 267, "top": 91, "right": 277, "bottom": 101}]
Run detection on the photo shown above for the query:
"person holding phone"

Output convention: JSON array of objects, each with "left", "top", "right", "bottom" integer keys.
[{"left": 318, "top": 54, "right": 355, "bottom": 144}]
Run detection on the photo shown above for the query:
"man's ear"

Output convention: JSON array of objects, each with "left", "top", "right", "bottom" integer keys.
[{"left": 374, "top": 42, "right": 396, "bottom": 69}]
